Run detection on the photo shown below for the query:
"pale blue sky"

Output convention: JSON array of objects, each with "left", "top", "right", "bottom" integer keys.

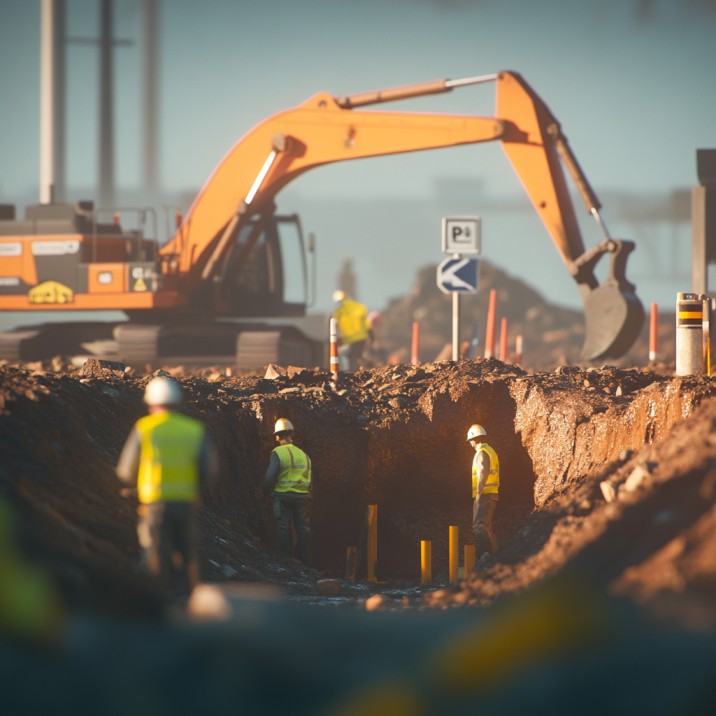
[{"left": 0, "top": 0, "right": 715, "bottom": 323}]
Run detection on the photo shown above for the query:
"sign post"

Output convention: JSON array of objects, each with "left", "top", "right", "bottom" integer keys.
[{"left": 438, "top": 217, "right": 481, "bottom": 360}]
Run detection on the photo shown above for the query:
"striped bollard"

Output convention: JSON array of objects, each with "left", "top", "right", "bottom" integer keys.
[
  {"left": 676, "top": 292, "right": 704, "bottom": 376},
  {"left": 330, "top": 317, "right": 339, "bottom": 386}
]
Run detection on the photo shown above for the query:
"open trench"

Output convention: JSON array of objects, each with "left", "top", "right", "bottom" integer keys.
[
  {"left": 3, "top": 360, "right": 716, "bottom": 606},
  {"left": 193, "top": 363, "right": 716, "bottom": 584}
]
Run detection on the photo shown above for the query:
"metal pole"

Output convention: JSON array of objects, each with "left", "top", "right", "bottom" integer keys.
[
  {"left": 40, "top": 0, "right": 56, "bottom": 204},
  {"left": 99, "top": 0, "right": 115, "bottom": 207},
  {"left": 452, "top": 292, "right": 460, "bottom": 361},
  {"left": 142, "top": 0, "right": 159, "bottom": 194}
]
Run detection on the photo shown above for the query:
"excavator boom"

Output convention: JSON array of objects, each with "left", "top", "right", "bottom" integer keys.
[{"left": 165, "top": 70, "right": 642, "bottom": 359}]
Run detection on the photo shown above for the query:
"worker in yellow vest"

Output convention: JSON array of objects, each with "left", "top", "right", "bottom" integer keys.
[
  {"left": 263, "top": 418, "right": 312, "bottom": 564},
  {"left": 116, "top": 376, "right": 218, "bottom": 595},
  {"left": 332, "top": 290, "right": 372, "bottom": 371},
  {"left": 466, "top": 423, "right": 500, "bottom": 560},
  {"left": 0, "top": 496, "right": 65, "bottom": 646}
]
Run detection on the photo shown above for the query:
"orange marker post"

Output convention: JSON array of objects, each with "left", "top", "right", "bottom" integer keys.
[
  {"left": 411, "top": 320, "right": 420, "bottom": 365},
  {"left": 649, "top": 302, "right": 658, "bottom": 363},
  {"left": 484, "top": 289, "right": 496, "bottom": 359},
  {"left": 499, "top": 317, "right": 508, "bottom": 362},
  {"left": 514, "top": 334, "right": 523, "bottom": 368}
]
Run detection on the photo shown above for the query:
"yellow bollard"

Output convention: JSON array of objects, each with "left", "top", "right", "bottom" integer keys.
[
  {"left": 464, "top": 544, "right": 475, "bottom": 575},
  {"left": 421, "top": 540, "right": 432, "bottom": 585},
  {"left": 345, "top": 546, "right": 359, "bottom": 582},
  {"left": 367, "top": 504, "right": 378, "bottom": 582},
  {"left": 449, "top": 525, "right": 459, "bottom": 583}
]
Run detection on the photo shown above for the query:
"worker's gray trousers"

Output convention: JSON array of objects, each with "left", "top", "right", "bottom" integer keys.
[
  {"left": 274, "top": 493, "right": 312, "bottom": 564},
  {"left": 137, "top": 501, "right": 198, "bottom": 595},
  {"left": 472, "top": 493, "right": 499, "bottom": 557},
  {"left": 339, "top": 340, "right": 367, "bottom": 371}
]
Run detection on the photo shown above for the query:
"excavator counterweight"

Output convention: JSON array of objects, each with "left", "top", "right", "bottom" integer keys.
[{"left": 0, "top": 70, "right": 643, "bottom": 365}]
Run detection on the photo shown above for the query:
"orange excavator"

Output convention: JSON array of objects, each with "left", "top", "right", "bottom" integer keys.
[{"left": 0, "top": 70, "right": 643, "bottom": 366}]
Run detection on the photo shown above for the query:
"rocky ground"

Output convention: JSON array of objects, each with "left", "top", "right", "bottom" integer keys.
[
  {"left": 1, "top": 263, "right": 715, "bottom": 713},
  {"left": 2, "top": 350, "right": 716, "bottom": 713}
]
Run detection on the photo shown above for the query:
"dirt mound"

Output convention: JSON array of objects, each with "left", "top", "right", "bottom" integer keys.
[
  {"left": 377, "top": 259, "right": 675, "bottom": 369},
  {"left": 2, "top": 355, "right": 716, "bottom": 627}
]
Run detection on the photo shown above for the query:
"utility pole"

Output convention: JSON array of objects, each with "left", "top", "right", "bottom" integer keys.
[{"left": 39, "top": 0, "right": 66, "bottom": 204}]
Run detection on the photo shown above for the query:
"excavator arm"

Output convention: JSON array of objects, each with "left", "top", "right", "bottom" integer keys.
[{"left": 164, "top": 70, "right": 643, "bottom": 360}]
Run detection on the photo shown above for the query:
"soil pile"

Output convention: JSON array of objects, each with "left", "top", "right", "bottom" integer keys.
[
  {"left": 2, "top": 356, "right": 716, "bottom": 621},
  {"left": 3, "top": 352, "right": 716, "bottom": 712},
  {"left": 376, "top": 260, "right": 675, "bottom": 370}
]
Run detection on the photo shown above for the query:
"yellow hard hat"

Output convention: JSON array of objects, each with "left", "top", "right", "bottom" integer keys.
[
  {"left": 274, "top": 418, "right": 295, "bottom": 435},
  {"left": 466, "top": 423, "right": 486, "bottom": 441},
  {"left": 332, "top": 289, "right": 346, "bottom": 303}
]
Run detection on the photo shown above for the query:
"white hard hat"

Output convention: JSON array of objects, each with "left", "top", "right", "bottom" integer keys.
[
  {"left": 466, "top": 423, "right": 486, "bottom": 441},
  {"left": 332, "top": 289, "right": 346, "bottom": 303},
  {"left": 144, "top": 376, "right": 182, "bottom": 406},
  {"left": 274, "top": 418, "right": 295, "bottom": 435}
]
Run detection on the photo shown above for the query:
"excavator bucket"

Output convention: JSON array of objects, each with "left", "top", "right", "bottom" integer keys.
[
  {"left": 574, "top": 237, "right": 645, "bottom": 362},
  {"left": 581, "top": 282, "right": 645, "bottom": 361}
]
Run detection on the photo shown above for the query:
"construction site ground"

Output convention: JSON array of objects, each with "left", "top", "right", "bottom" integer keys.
[
  {"left": 3, "top": 264, "right": 716, "bottom": 713},
  {"left": 3, "top": 352, "right": 716, "bottom": 713}
]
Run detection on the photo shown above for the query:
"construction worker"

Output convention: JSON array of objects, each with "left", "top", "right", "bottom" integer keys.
[
  {"left": 332, "top": 289, "right": 372, "bottom": 371},
  {"left": 466, "top": 423, "right": 500, "bottom": 560},
  {"left": 263, "top": 418, "right": 312, "bottom": 564},
  {"left": 0, "top": 496, "right": 65, "bottom": 645},
  {"left": 116, "top": 376, "right": 218, "bottom": 596}
]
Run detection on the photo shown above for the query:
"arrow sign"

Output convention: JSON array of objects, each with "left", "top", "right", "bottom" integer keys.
[{"left": 437, "top": 257, "right": 479, "bottom": 294}]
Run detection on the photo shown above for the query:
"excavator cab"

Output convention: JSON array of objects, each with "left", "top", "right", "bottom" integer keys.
[{"left": 215, "top": 212, "right": 309, "bottom": 318}]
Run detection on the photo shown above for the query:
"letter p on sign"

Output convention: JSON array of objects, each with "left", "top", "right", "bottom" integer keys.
[{"left": 442, "top": 217, "right": 481, "bottom": 255}]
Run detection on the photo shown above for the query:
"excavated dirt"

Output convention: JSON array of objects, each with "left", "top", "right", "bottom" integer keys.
[
  {"left": 3, "top": 260, "right": 716, "bottom": 711},
  {"left": 4, "top": 352, "right": 716, "bottom": 712},
  {"left": 2, "top": 356, "right": 716, "bottom": 623}
]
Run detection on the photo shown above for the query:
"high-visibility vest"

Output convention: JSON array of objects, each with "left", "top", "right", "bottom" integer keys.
[
  {"left": 272, "top": 444, "right": 312, "bottom": 494},
  {"left": 135, "top": 411, "right": 204, "bottom": 504},
  {"left": 472, "top": 443, "right": 500, "bottom": 498},
  {"left": 334, "top": 299, "right": 369, "bottom": 344}
]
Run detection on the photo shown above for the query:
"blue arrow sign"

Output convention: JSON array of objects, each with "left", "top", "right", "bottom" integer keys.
[{"left": 437, "top": 256, "right": 479, "bottom": 294}]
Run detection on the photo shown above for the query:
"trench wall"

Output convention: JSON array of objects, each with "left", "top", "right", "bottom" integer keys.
[{"left": 204, "top": 372, "right": 716, "bottom": 581}]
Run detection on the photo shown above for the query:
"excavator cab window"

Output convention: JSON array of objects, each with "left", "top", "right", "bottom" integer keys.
[{"left": 218, "top": 213, "right": 307, "bottom": 317}]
